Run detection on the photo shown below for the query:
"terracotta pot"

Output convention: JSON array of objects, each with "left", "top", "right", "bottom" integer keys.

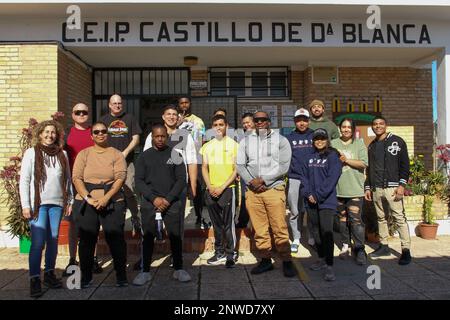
[
  {"left": 58, "top": 220, "right": 70, "bottom": 245},
  {"left": 418, "top": 222, "right": 439, "bottom": 240},
  {"left": 366, "top": 231, "right": 380, "bottom": 244}
]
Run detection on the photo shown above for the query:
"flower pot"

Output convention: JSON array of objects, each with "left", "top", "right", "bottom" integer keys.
[
  {"left": 418, "top": 222, "right": 439, "bottom": 240},
  {"left": 19, "top": 236, "right": 31, "bottom": 254},
  {"left": 58, "top": 220, "right": 70, "bottom": 245},
  {"left": 366, "top": 231, "right": 380, "bottom": 244}
]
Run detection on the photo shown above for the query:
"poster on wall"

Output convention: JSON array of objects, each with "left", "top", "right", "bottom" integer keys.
[
  {"left": 281, "top": 105, "right": 297, "bottom": 128},
  {"left": 261, "top": 105, "right": 279, "bottom": 128}
]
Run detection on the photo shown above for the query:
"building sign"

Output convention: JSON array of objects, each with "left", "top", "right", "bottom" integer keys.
[{"left": 189, "top": 80, "right": 208, "bottom": 90}]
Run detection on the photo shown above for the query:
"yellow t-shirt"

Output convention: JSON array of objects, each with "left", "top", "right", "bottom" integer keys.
[{"left": 200, "top": 136, "right": 238, "bottom": 188}]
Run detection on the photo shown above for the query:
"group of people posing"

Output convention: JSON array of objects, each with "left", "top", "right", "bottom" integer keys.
[{"left": 19, "top": 95, "right": 412, "bottom": 298}]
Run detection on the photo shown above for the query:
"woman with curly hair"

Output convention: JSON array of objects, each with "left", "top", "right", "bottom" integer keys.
[{"left": 19, "top": 120, "right": 73, "bottom": 298}]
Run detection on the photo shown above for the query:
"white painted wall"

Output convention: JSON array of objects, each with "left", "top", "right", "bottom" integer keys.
[{"left": 437, "top": 50, "right": 450, "bottom": 146}]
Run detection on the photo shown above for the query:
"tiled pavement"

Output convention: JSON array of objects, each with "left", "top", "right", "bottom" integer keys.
[{"left": 1, "top": 236, "right": 450, "bottom": 300}]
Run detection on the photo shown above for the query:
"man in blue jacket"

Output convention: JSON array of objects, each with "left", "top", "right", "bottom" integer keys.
[{"left": 286, "top": 108, "right": 314, "bottom": 253}]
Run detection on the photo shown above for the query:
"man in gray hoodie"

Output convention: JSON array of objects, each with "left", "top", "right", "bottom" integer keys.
[{"left": 236, "top": 111, "right": 296, "bottom": 278}]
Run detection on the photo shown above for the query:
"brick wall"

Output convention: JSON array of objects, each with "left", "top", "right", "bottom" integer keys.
[
  {"left": 57, "top": 49, "right": 92, "bottom": 128},
  {"left": 303, "top": 67, "right": 433, "bottom": 169}
]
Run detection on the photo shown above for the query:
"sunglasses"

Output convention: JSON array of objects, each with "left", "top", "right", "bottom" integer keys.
[
  {"left": 254, "top": 117, "right": 269, "bottom": 123},
  {"left": 73, "top": 110, "right": 88, "bottom": 116},
  {"left": 92, "top": 129, "right": 107, "bottom": 135}
]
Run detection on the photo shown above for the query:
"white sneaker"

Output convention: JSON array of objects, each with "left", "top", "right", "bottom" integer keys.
[
  {"left": 173, "top": 269, "right": 192, "bottom": 282},
  {"left": 339, "top": 244, "right": 350, "bottom": 259},
  {"left": 308, "top": 237, "right": 315, "bottom": 246},
  {"left": 132, "top": 272, "right": 151, "bottom": 286}
]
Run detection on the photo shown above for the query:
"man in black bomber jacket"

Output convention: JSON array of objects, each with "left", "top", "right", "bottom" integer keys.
[{"left": 364, "top": 116, "right": 412, "bottom": 265}]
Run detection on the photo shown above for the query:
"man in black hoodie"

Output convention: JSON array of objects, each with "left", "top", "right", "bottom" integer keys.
[
  {"left": 364, "top": 116, "right": 411, "bottom": 265},
  {"left": 133, "top": 124, "right": 191, "bottom": 285}
]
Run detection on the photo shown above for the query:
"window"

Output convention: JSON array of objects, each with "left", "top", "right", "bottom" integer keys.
[{"left": 209, "top": 67, "right": 289, "bottom": 98}]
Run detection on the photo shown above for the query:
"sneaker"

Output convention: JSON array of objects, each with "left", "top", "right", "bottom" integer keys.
[
  {"left": 233, "top": 251, "right": 239, "bottom": 262},
  {"left": 43, "top": 271, "right": 62, "bottom": 289},
  {"left": 200, "top": 219, "right": 211, "bottom": 230},
  {"left": 92, "top": 256, "right": 103, "bottom": 274},
  {"left": 207, "top": 253, "right": 227, "bottom": 265},
  {"left": 250, "top": 258, "right": 274, "bottom": 275},
  {"left": 225, "top": 258, "right": 235, "bottom": 268},
  {"left": 173, "top": 269, "right": 192, "bottom": 282},
  {"left": 282, "top": 261, "right": 297, "bottom": 278},
  {"left": 116, "top": 279, "right": 129, "bottom": 287},
  {"left": 30, "top": 277, "right": 43, "bottom": 298},
  {"left": 132, "top": 272, "right": 151, "bottom": 286},
  {"left": 62, "top": 258, "right": 78, "bottom": 277},
  {"left": 80, "top": 278, "right": 93, "bottom": 289},
  {"left": 290, "top": 242, "right": 299, "bottom": 253},
  {"left": 339, "top": 247, "right": 350, "bottom": 260},
  {"left": 308, "top": 237, "right": 315, "bottom": 246},
  {"left": 398, "top": 248, "right": 412, "bottom": 265},
  {"left": 324, "top": 266, "right": 336, "bottom": 281},
  {"left": 355, "top": 249, "right": 367, "bottom": 265},
  {"left": 310, "top": 259, "right": 327, "bottom": 271},
  {"left": 368, "top": 244, "right": 391, "bottom": 259}
]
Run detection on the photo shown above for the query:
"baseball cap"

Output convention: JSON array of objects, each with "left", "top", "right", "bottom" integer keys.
[
  {"left": 312, "top": 128, "right": 328, "bottom": 140},
  {"left": 294, "top": 108, "right": 310, "bottom": 118}
]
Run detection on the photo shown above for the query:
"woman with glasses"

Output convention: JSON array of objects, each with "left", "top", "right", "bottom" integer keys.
[
  {"left": 72, "top": 121, "right": 128, "bottom": 288},
  {"left": 19, "top": 120, "right": 73, "bottom": 298},
  {"left": 299, "top": 128, "right": 342, "bottom": 281}
]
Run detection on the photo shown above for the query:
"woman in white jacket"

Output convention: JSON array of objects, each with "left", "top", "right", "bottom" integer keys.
[{"left": 19, "top": 120, "right": 73, "bottom": 298}]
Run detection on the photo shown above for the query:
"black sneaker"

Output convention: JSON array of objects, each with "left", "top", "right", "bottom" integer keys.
[
  {"left": 282, "top": 261, "right": 297, "bottom": 278},
  {"left": 116, "top": 279, "right": 129, "bottom": 287},
  {"left": 207, "top": 253, "right": 227, "bottom": 265},
  {"left": 200, "top": 219, "right": 211, "bottom": 230},
  {"left": 30, "top": 277, "right": 43, "bottom": 298},
  {"left": 81, "top": 278, "right": 93, "bottom": 289},
  {"left": 43, "top": 271, "right": 62, "bottom": 289},
  {"left": 368, "top": 244, "right": 391, "bottom": 258},
  {"left": 250, "top": 258, "right": 274, "bottom": 275},
  {"left": 225, "top": 258, "right": 235, "bottom": 268},
  {"left": 399, "top": 248, "right": 412, "bottom": 265},
  {"left": 62, "top": 258, "right": 78, "bottom": 277},
  {"left": 92, "top": 256, "right": 103, "bottom": 274}
]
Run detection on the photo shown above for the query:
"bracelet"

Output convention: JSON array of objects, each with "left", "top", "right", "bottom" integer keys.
[{"left": 83, "top": 194, "right": 91, "bottom": 201}]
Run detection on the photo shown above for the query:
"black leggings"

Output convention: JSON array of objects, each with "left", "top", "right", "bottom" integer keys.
[
  {"left": 307, "top": 207, "right": 335, "bottom": 266},
  {"left": 73, "top": 199, "right": 127, "bottom": 282}
]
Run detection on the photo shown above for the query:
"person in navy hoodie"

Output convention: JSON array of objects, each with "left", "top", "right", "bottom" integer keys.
[
  {"left": 286, "top": 108, "right": 314, "bottom": 253},
  {"left": 300, "top": 128, "right": 342, "bottom": 281}
]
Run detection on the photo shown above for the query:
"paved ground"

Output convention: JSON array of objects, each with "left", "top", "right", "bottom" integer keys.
[{"left": 1, "top": 236, "right": 450, "bottom": 300}]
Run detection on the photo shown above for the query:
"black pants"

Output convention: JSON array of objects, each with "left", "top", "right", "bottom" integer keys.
[
  {"left": 191, "top": 164, "right": 205, "bottom": 221},
  {"left": 236, "top": 180, "right": 250, "bottom": 228},
  {"left": 205, "top": 188, "right": 236, "bottom": 259},
  {"left": 73, "top": 199, "right": 127, "bottom": 282},
  {"left": 307, "top": 207, "right": 335, "bottom": 266},
  {"left": 140, "top": 200, "right": 184, "bottom": 272},
  {"left": 336, "top": 197, "right": 365, "bottom": 251}
]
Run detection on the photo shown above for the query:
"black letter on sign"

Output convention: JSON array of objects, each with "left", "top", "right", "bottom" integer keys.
[
  {"left": 288, "top": 23, "right": 302, "bottom": 42},
  {"left": 158, "top": 22, "right": 171, "bottom": 42},
  {"left": 402, "top": 24, "right": 416, "bottom": 44},
  {"left": 249, "top": 22, "right": 262, "bottom": 42},
  {"left": 342, "top": 23, "right": 356, "bottom": 43},
  {"left": 174, "top": 22, "right": 188, "bottom": 42},
  {"left": 311, "top": 23, "right": 325, "bottom": 42},
  {"left": 272, "top": 23, "right": 285, "bottom": 42},
  {"left": 84, "top": 22, "right": 98, "bottom": 42},
  {"left": 115, "top": 22, "right": 129, "bottom": 42},
  {"left": 140, "top": 22, "right": 154, "bottom": 42},
  {"left": 419, "top": 24, "right": 431, "bottom": 44},
  {"left": 232, "top": 22, "right": 245, "bottom": 42},
  {"left": 62, "top": 22, "right": 76, "bottom": 42}
]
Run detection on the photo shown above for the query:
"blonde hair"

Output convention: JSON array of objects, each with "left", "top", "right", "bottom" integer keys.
[{"left": 31, "top": 120, "right": 64, "bottom": 147}]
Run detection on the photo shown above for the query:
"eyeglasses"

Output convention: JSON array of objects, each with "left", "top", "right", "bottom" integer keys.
[
  {"left": 254, "top": 117, "right": 269, "bottom": 123},
  {"left": 73, "top": 110, "right": 88, "bottom": 116},
  {"left": 92, "top": 129, "right": 108, "bottom": 135}
]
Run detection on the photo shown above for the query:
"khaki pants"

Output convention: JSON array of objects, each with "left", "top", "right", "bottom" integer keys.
[
  {"left": 246, "top": 186, "right": 291, "bottom": 261},
  {"left": 373, "top": 187, "right": 411, "bottom": 249}
]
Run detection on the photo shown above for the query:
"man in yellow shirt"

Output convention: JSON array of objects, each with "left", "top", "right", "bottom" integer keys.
[{"left": 201, "top": 114, "right": 239, "bottom": 268}]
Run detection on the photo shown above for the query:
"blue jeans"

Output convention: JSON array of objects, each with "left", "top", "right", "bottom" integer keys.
[{"left": 29, "top": 204, "right": 63, "bottom": 278}]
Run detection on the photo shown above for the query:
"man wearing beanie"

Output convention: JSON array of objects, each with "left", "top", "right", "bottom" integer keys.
[{"left": 308, "top": 99, "right": 340, "bottom": 140}]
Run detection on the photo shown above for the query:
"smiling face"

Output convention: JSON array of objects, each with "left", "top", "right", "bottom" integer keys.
[
  {"left": 212, "top": 118, "right": 228, "bottom": 138},
  {"left": 313, "top": 137, "right": 328, "bottom": 151},
  {"left": 372, "top": 118, "right": 387, "bottom": 137},
  {"left": 72, "top": 103, "right": 89, "bottom": 125},
  {"left": 109, "top": 95, "right": 123, "bottom": 116},
  {"left": 162, "top": 108, "right": 179, "bottom": 128},
  {"left": 340, "top": 120, "right": 353, "bottom": 140},
  {"left": 91, "top": 123, "right": 108, "bottom": 146},
  {"left": 242, "top": 116, "right": 255, "bottom": 131},
  {"left": 294, "top": 116, "right": 309, "bottom": 132},
  {"left": 310, "top": 104, "right": 324, "bottom": 118},
  {"left": 39, "top": 125, "right": 57, "bottom": 146},
  {"left": 253, "top": 112, "right": 270, "bottom": 131}
]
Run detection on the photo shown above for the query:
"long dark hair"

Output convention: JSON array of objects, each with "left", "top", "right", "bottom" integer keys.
[{"left": 339, "top": 118, "right": 356, "bottom": 142}]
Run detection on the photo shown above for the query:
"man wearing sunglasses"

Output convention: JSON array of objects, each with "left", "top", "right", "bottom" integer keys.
[
  {"left": 237, "top": 111, "right": 296, "bottom": 278},
  {"left": 63, "top": 103, "right": 105, "bottom": 276}
]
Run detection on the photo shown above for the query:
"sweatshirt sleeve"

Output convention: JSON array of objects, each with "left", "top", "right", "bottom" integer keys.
[
  {"left": 299, "top": 159, "right": 312, "bottom": 199},
  {"left": 143, "top": 132, "right": 152, "bottom": 152},
  {"left": 166, "top": 151, "right": 187, "bottom": 203},
  {"left": 135, "top": 152, "right": 156, "bottom": 203},
  {"left": 331, "top": 123, "right": 340, "bottom": 140},
  {"left": 364, "top": 143, "right": 372, "bottom": 191},
  {"left": 261, "top": 136, "right": 292, "bottom": 186},
  {"left": 316, "top": 151, "right": 342, "bottom": 203},
  {"left": 236, "top": 138, "right": 254, "bottom": 185},
  {"left": 19, "top": 148, "right": 34, "bottom": 210},
  {"left": 113, "top": 150, "right": 127, "bottom": 181},
  {"left": 398, "top": 138, "right": 410, "bottom": 186}
]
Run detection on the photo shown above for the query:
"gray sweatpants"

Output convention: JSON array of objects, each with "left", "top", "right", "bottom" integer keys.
[{"left": 287, "top": 178, "right": 304, "bottom": 241}]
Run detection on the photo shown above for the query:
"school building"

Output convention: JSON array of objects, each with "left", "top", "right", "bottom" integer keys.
[{"left": 1, "top": 0, "right": 450, "bottom": 244}]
